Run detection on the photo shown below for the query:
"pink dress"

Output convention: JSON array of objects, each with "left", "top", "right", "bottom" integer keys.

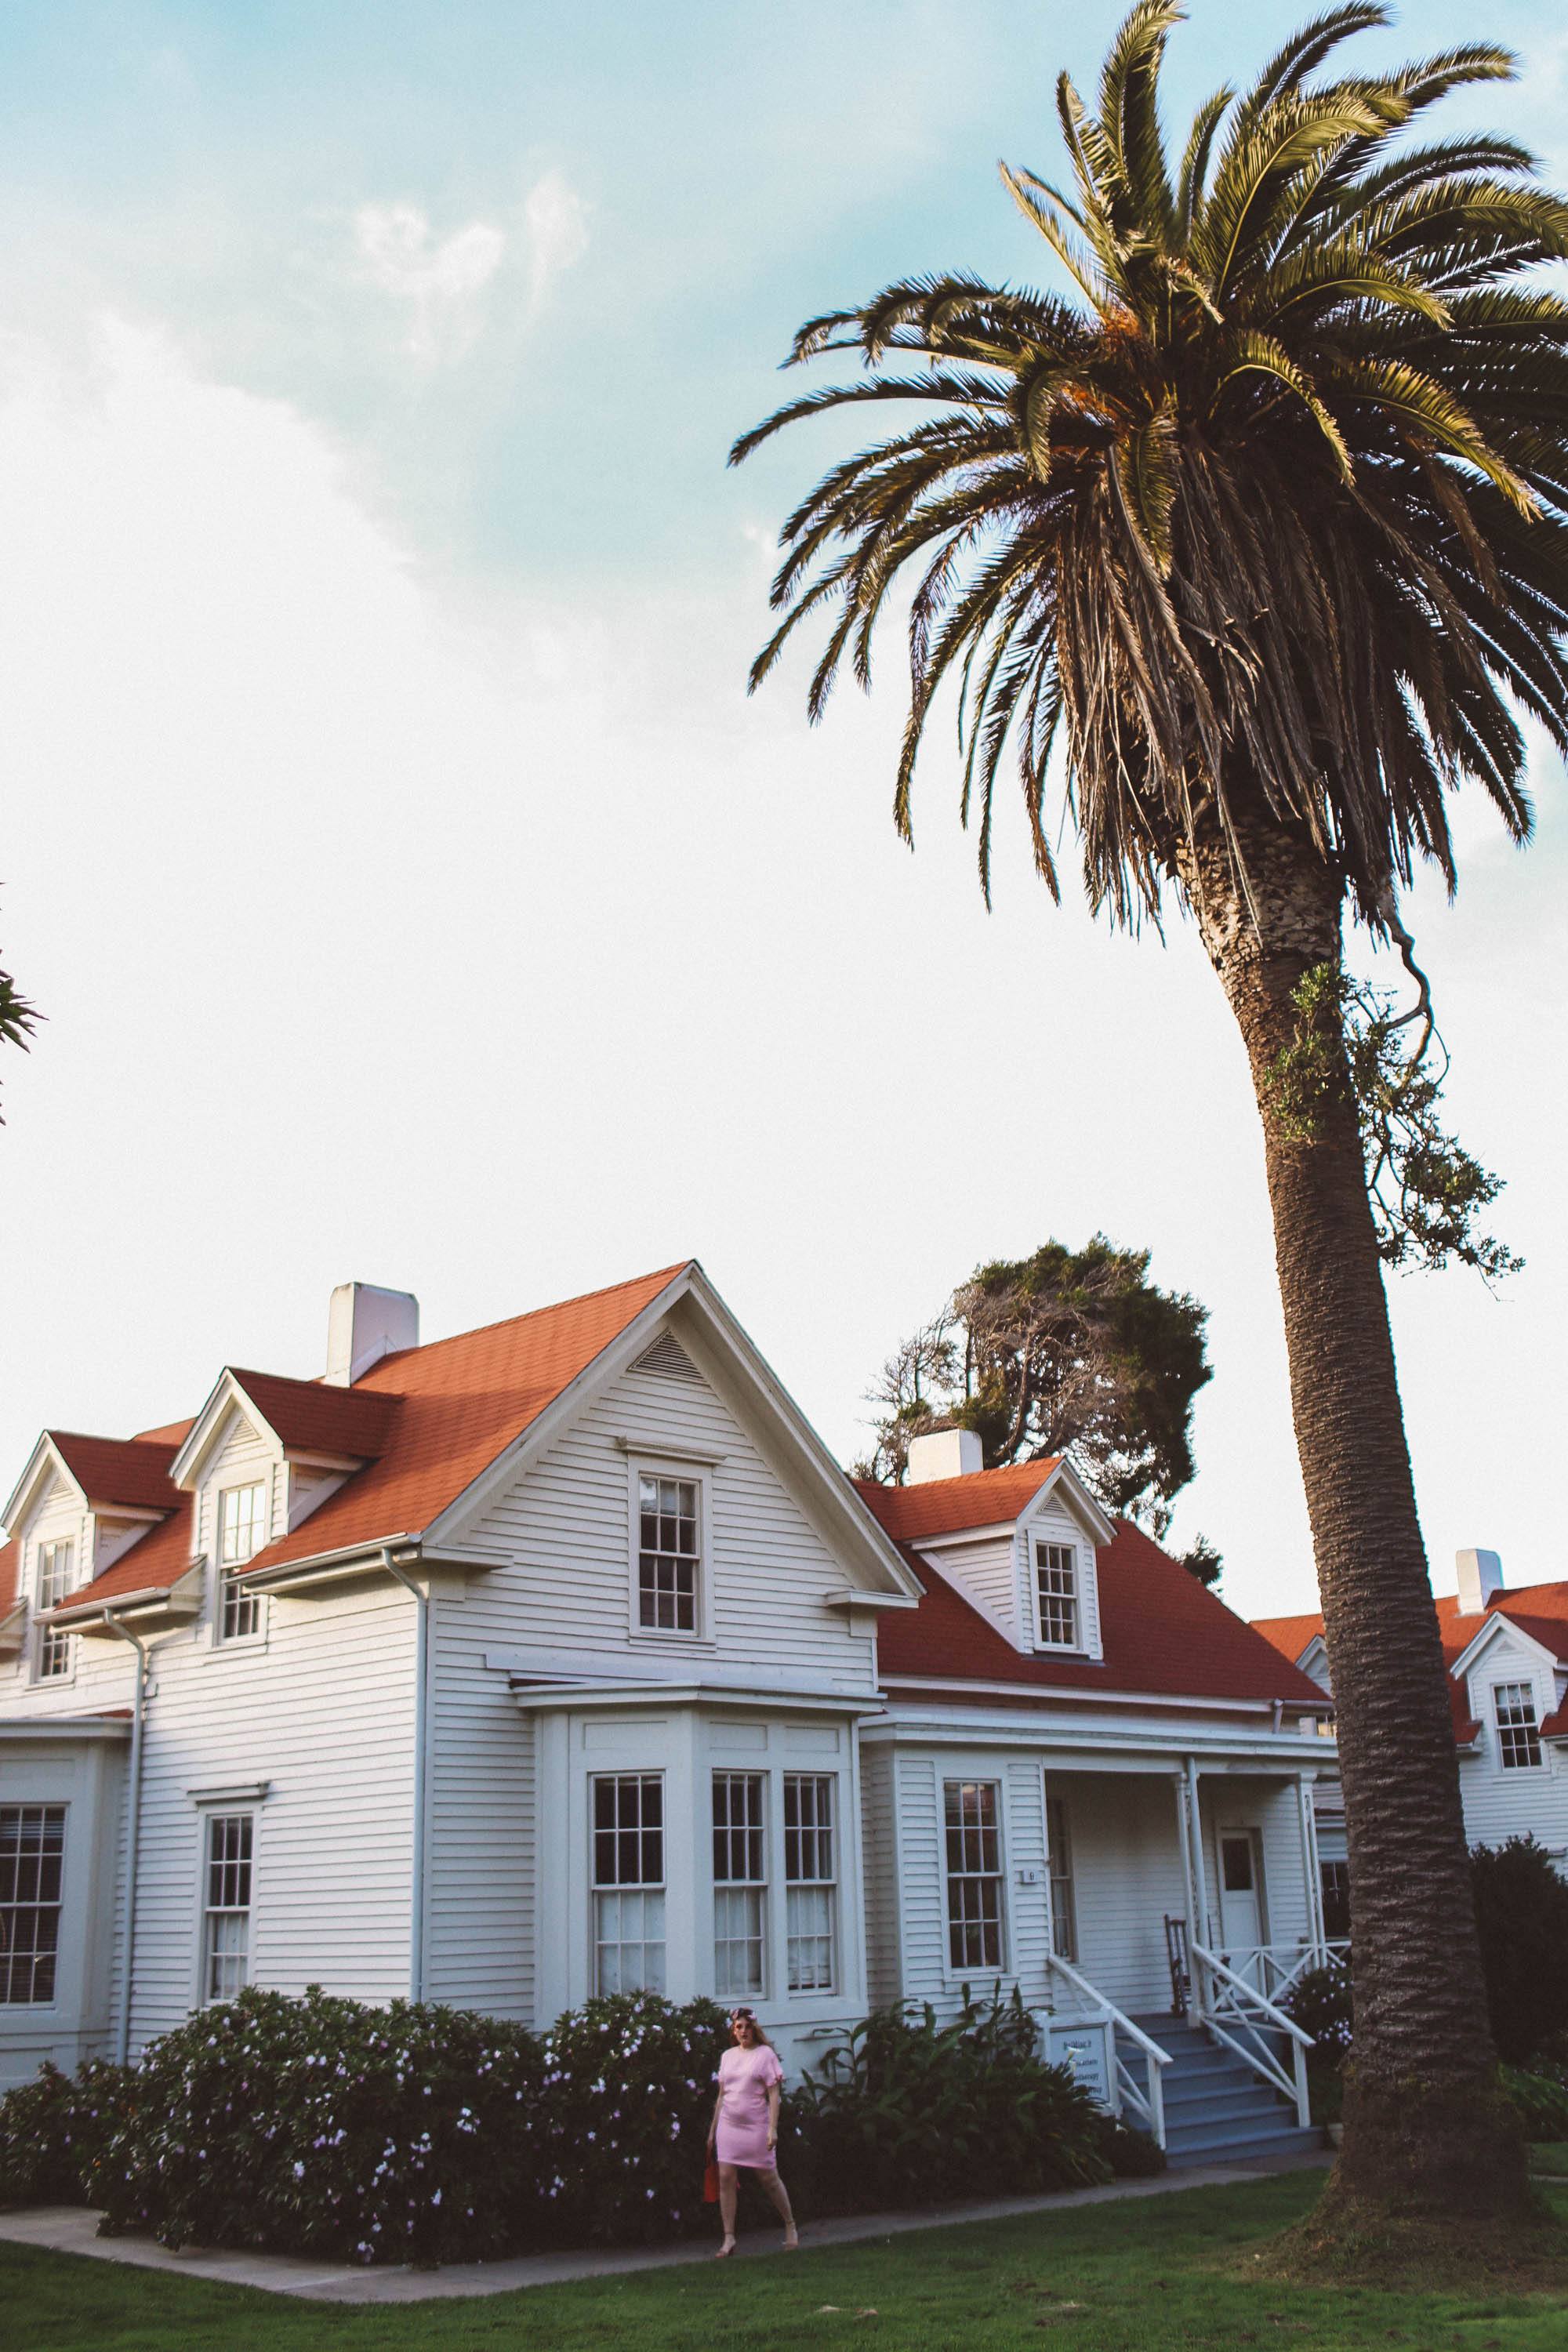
[{"left": 715, "top": 2042, "right": 785, "bottom": 2167}]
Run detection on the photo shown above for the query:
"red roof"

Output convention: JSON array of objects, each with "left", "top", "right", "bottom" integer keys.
[
  {"left": 853, "top": 1461, "right": 1061, "bottom": 1541},
  {"left": 224, "top": 1371, "right": 396, "bottom": 1460},
  {"left": 875, "top": 1512, "right": 1327, "bottom": 1707},
  {"left": 0, "top": 1538, "right": 17, "bottom": 1621},
  {"left": 1254, "top": 1581, "right": 1568, "bottom": 1744},
  {"left": 49, "top": 1432, "right": 181, "bottom": 1515},
  {"left": 27, "top": 1265, "right": 689, "bottom": 1615}
]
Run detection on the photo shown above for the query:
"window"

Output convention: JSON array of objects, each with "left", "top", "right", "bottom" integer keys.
[
  {"left": 713, "top": 1773, "right": 765, "bottom": 1998},
  {"left": 202, "top": 1813, "right": 253, "bottom": 2002},
  {"left": 1320, "top": 1859, "right": 1351, "bottom": 1941},
  {"left": 218, "top": 1483, "right": 266, "bottom": 1642},
  {"left": 1494, "top": 1681, "right": 1543, "bottom": 1769},
  {"left": 0, "top": 1805, "right": 66, "bottom": 2005},
  {"left": 34, "top": 1541, "right": 74, "bottom": 1680},
  {"left": 943, "top": 1780, "right": 1004, "bottom": 1971},
  {"left": 1035, "top": 1543, "right": 1079, "bottom": 1648},
  {"left": 784, "top": 1774, "right": 837, "bottom": 1994},
  {"left": 637, "top": 1474, "right": 699, "bottom": 1633},
  {"left": 593, "top": 1774, "right": 666, "bottom": 1993},
  {"left": 1046, "top": 1794, "right": 1077, "bottom": 1962}
]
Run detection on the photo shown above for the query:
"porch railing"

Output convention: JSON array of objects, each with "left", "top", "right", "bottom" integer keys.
[
  {"left": 1045, "top": 1949, "right": 1172, "bottom": 2149},
  {"left": 1218, "top": 1938, "right": 1350, "bottom": 2004},
  {"left": 1189, "top": 1939, "right": 1314, "bottom": 2126}
]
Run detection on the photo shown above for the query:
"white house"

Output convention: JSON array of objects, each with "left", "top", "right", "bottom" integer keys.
[
  {"left": 1, "top": 1264, "right": 1334, "bottom": 2162},
  {"left": 1254, "top": 1550, "right": 1568, "bottom": 1929}
]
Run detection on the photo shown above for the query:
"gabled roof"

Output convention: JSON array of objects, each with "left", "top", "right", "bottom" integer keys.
[
  {"left": 216, "top": 1370, "right": 395, "bottom": 1461},
  {"left": 241, "top": 1263, "right": 694, "bottom": 1576},
  {"left": 1253, "top": 1580, "right": 1568, "bottom": 1744},
  {"left": 48, "top": 1433, "right": 182, "bottom": 1515},
  {"left": 53, "top": 1499, "right": 197, "bottom": 1614},
  {"left": 855, "top": 1461, "right": 1062, "bottom": 1541},
  {"left": 878, "top": 1515, "right": 1328, "bottom": 1707}
]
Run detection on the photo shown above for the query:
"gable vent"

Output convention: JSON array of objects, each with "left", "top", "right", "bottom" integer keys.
[{"left": 632, "top": 1333, "right": 702, "bottom": 1385}]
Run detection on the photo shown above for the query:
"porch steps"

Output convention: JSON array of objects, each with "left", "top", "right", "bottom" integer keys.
[{"left": 1130, "top": 2016, "right": 1321, "bottom": 2169}]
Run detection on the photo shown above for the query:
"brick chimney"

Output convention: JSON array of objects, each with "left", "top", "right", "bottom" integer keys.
[
  {"left": 907, "top": 1428, "right": 984, "bottom": 1483},
  {"left": 1455, "top": 1547, "right": 1504, "bottom": 1613},
  {"left": 325, "top": 1283, "right": 419, "bottom": 1386}
]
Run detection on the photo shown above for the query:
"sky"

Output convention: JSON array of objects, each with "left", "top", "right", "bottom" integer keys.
[{"left": 2, "top": 0, "right": 1566, "bottom": 1623}]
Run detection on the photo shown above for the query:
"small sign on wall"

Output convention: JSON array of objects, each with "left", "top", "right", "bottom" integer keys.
[{"left": 1047, "top": 2020, "right": 1112, "bottom": 2111}]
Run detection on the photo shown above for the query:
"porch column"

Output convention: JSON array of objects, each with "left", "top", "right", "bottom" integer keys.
[
  {"left": 1297, "top": 1773, "right": 1325, "bottom": 1954},
  {"left": 1185, "top": 1757, "right": 1210, "bottom": 1953}
]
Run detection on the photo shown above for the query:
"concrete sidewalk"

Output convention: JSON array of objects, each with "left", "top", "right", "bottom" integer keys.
[{"left": 0, "top": 2151, "right": 1330, "bottom": 2304}]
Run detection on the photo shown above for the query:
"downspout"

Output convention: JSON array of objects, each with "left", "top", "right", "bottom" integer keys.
[
  {"left": 1185, "top": 1755, "right": 1211, "bottom": 2016},
  {"left": 102, "top": 1612, "right": 150, "bottom": 2067},
  {"left": 381, "top": 1548, "right": 430, "bottom": 2002}
]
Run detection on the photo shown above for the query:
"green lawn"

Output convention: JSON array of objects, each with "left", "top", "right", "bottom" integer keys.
[{"left": 4, "top": 2174, "right": 1567, "bottom": 2351}]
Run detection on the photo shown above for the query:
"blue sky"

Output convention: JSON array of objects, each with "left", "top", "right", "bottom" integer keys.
[{"left": 2, "top": 2, "right": 1566, "bottom": 1617}]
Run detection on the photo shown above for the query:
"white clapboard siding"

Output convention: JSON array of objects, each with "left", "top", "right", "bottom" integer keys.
[
  {"left": 859, "top": 1745, "right": 902, "bottom": 2007},
  {"left": 1057, "top": 1771, "right": 1188, "bottom": 2016},
  {"left": 1196, "top": 1777, "right": 1312, "bottom": 1958},
  {"left": 930, "top": 1535, "right": 1024, "bottom": 1642},
  {"left": 421, "top": 1348, "right": 880, "bottom": 2021},
  {"left": 1457, "top": 1635, "right": 1568, "bottom": 1853}
]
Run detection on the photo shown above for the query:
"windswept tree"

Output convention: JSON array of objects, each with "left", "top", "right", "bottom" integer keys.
[
  {"left": 859, "top": 1236, "right": 1221, "bottom": 1578},
  {"left": 0, "top": 913, "right": 41, "bottom": 1125},
  {"left": 733, "top": 3, "right": 1568, "bottom": 2232}
]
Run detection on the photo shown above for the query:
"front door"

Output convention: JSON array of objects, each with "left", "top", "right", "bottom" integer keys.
[{"left": 1218, "top": 1830, "right": 1265, "bottom": 1978}]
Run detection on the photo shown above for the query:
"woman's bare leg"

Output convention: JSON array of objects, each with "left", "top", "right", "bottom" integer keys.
[
  {"left": 717, "top": 2164, "right": 738, "bottom": 2254},
  {"left": 757, "top": 2167, "right": 798, "bottom": 2246}
]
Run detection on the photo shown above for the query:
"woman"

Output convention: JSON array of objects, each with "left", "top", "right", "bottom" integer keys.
[{"left": 707, "top": 2006, "right": 799, "bottom": 2257}]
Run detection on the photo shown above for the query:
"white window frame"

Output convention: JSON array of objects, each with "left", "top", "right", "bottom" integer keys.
[
  {"left": 626, "top": 1458, "right": 713, "bottom": 1644},
  {"left": 199, "top": 1810, "right": 255, "bottom": 2004},
  {"left": 216, "top": 1481, "right": 267, "bottom": 1646},
  {"left": 942, "top": 1777, "right": 1007, "bottom": 1979},
  {"left": 0, "top": 1802, "right": 67, "bottom": 2006},
  {"left": 33, "top": 1540, "right": 76, "bottom": 1682},
  {"left": 712, "top": 1770, "right": 768, "bottom": 2001},
  {"left": 590, "top": 1771, "right": 667, "bottom": 1994},
  {"left": 1493, "top": 1679, "right": 1544, "bottom": 1770},
  {"left": 1033, "top": 1540, "right": 1081, "bottom": 1651},
  {"left": 783, "top": 1772, "right": 838, "bottom": 1997}
]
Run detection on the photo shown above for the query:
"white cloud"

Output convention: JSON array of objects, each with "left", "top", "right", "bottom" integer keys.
[
  {"left": 521, "top": 171, "right": 590, "bottom": 314},
  {"left": 352, "top": 202, "right": 507, "bottom": 361},
  {"left": 348, "top": 172, "right": 587, "bottom": 365}
]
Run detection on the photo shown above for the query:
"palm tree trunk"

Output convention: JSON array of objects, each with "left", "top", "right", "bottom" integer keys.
[{"left": 1177, "top": 813, "right": 1528, "bottom": 2223}]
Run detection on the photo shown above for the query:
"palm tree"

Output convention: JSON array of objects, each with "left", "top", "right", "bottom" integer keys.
[{"left": 733, "top": 2, "right": 1568, "bottom": 2227}]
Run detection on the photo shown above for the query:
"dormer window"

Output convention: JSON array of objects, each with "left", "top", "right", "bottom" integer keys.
[
  {"left": 1494, "top": 1680, "right": 1543, "bottom": 1769},
  {"left": 1035, "top": 1541, "right": 1080, "bottom": 1649},
  {"left": 34, "top": 1541, "right": 74, "bottom": 1680},
  {"left": 637, "top": 1473, "right": 700, "bottom": 1633},
  {"left": 218, "top": 1483, "right": 266, "bottom": 1642}
]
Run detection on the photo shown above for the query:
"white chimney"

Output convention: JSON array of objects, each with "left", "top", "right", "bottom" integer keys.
[
  {"left": 1455, "top": 1547, "right": 1504, "bottom": 1613},
  {"left": 325, "top": 1283, "right": 419, "bottom": 1387},
  {"left": 907, "top": 1428, "right": 984, "bottom": 1484}
]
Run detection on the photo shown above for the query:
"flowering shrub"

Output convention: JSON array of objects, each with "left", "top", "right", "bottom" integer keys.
[
  {"left": 0, "top": 2058, "right": 128, "bottom": 2209},
  {"left": 0, "top": 1983, "right": 1126, "bottom": 2262},
  {"left": 531, "top": 1991, "right": 731, "bottom": 2244},
  {"left": 91, "top": 1986, "right": 546, "bottom": 2265},
  {"left": 1283, "top": 1958, "right": 1352, "bottom": 2127},
  {"left": 784, "top": 1987, "right": 1110, "bottom": 2213}
]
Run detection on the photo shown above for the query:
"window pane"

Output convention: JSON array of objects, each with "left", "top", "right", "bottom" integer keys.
[
  {"left": 786, "top": 1883, "right": 836, "bottom": 1991},
  {"left": 1494, "top": 1682, "right": 1543, "bottom": 1769},
  {"left": 1036, "top": 1543, "right": 1079, "bottom": 1646},
  {"left": 201, "top": 1813, "right": 253, "bottom": 2005},
  {"left": 637, "top": 1476, "right": 700, "bottom": 1632},
  {"left": 0, "top": 1806, "right": 67, "bottom": 2005},
  {"left": 943, "top": 1780, "right": 1004, "bottom": 1973},
  {"left": 1046, "top": 1795, "right": 1076, "bottom": 1962}
]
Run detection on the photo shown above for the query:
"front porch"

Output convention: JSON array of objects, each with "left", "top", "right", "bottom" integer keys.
[{"left": 862, "top": 1715, "right": 1337, "bottom": 2160}]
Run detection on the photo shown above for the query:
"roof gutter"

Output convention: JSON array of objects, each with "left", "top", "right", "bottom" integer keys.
[{"left": 379, "top": 1546, "right": 430, "bottom": 2004}]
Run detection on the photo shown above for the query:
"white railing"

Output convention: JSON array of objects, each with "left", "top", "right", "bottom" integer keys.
[
  {"left": 1190, "top": 1939, "right": 1314, "bottom": 2127},
  {"left": 1218, "top": 1939, "right": 1350, "bottom": 2004},
  {"left": 1045, "top": 1949, "right": 1173, "bottom": 2149}
]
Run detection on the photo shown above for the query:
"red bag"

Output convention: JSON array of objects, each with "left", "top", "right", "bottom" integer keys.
[{"left": 703, "top": 2159, "right": 721, "bottom": 2204}]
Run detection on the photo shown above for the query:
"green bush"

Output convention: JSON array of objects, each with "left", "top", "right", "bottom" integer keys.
[
  {"left": 91, "top": 1986, "right": 547, "bottom": 2264},
  {"left": 1283, "top": 1957, "right": 1351, "bottom": 2127},
  {"left": 1472, "top": 1837, "right": 1568, "bottom": 2065},
  {"left": 785, "top": 1987, "right": 1110, "bottom": 2214},
  {"left": 529, "top": 1991, "right": 731, "bottom": 2245},
  {"left": 1097, "top": 2115, "right": 1167, "bottom": 2177},
  {"left": 0, "top": 2058, "right": 128, "bottom": 2209},
  {"left": 1501, "top": 2061, "right": 1568, "bottom": 2142},
  {"left": 0, "top": 1983, "right": 1121, "bottom": 2263}
]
